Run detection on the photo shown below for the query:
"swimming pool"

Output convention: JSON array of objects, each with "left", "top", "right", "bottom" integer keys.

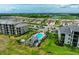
[
  {"left": 28, "top": 32, "right": 46, "bottom": 47},
  {"left": 36, "top": 33, "right": 44, "bottom": 40}
]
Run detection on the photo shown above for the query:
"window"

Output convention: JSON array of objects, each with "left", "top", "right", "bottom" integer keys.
[
  {"left": 69, "top": 34, "right": 71, "bottom": 36},
  {"left": 68, "top": 38, "right": 71, "bottom": 40},
  {"left": 67, "top": 41, "right": 70, "bottom": 43}
]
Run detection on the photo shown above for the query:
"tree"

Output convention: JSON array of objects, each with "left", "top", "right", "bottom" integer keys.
[{"left": 55, "top": 20, "right": 61, "bottom": 26}]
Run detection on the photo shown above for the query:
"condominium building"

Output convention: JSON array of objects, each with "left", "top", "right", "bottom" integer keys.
[
  {"left": 0, "top": 19, "right": 28, "bottom": 36},
  {"left": 58, "top": 24, "right": 79, "bottom": 48}
]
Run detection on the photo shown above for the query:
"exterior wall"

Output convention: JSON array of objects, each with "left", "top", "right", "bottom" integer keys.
[
  {"left": 77, "top": 37, "right": 79, "bottom": 48},
  {"left": 0, "top": 24, "right": 1, "bottom": 33},
  {"left": 64, "top": 34, "right": 71, "bottom": 45},
  {"left": 1, "top": 24, "right": 5, "bottom": 34},
  {"left": 0, "top": 24, "right": 15, "bottom": 35},
  {"left": 15, "top": 26, "right": 28, "bottom": 36},
  {"left": 76, "top": 36, "right": 79, "bottom": 48},
  {"left": 58, "top": 29, "right": 61, "bottom": 41},
  {"left": 8, "top": 25, "right": 11, "bottom": 35},
  {"left": 20, "top": 26, "right": 28, "bottom": 34},
  {"left": 15, "top": 28, "right": 21, "bottom": 36},
  {"left": 0, "top": 23, "right": 28, "bottom": 36},
  {"left": 58, "top": 28, "right": 79, "bottom": 47},
  {"left": 69, "top": 31, "right": 74, "bottom": 46},
  {"left": 58, "top": 29, "right": 73, "bottom": 46},
  {"left": 71, "top": 32, "right": 79, "bottom": 47}
]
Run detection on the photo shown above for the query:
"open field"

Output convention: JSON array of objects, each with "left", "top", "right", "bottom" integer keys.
[{"left": 0, "top": 31, "right": 79, "bottom": 55}]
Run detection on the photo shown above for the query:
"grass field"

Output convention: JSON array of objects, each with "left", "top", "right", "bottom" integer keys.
[{"left": 0, "top": 31, "right": 79, "bottom": 55}]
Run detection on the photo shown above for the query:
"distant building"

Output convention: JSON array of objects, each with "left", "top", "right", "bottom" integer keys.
[
  {"left": 58, "top": 24, "right": 79, "bottom": 48},
  {"left": 46, "top": 19, "right": 55, "bottom": 26},
  {"left": 0, "top": 19, "right": 28, "bottom": 36},
  {"left": 61, "top": 20, "right": 79, "bottom": 26},
  {"left": 28, "top": 18, "right": 45, "bottom": 24}
]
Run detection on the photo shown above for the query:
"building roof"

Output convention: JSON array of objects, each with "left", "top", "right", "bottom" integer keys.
[
  {"left": 0, "top": 19, "right": 27, "bottom": 28},
  {"left": 59, "top": 24, "right": 79, "bottom": 34},
  {"left": 69, "top": 24, "right": 79, "bottom": 32},
  {"left": 15, "top": 23, "right": 27, "bottom": 28},
  {"left": 0, "top": 19, "right": 23, "bottom": 24},
  {"left": 59, "top": 26, "right": 71, "bottom": 34}
]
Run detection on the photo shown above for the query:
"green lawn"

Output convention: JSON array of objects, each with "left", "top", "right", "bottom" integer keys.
[{"left": 0, "top": 32, "right": 79, "bottom": 55}]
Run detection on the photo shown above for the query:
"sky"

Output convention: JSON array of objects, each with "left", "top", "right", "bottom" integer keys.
[{"left": 0, "top": 4, "right": 79, "bottom": 13}]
